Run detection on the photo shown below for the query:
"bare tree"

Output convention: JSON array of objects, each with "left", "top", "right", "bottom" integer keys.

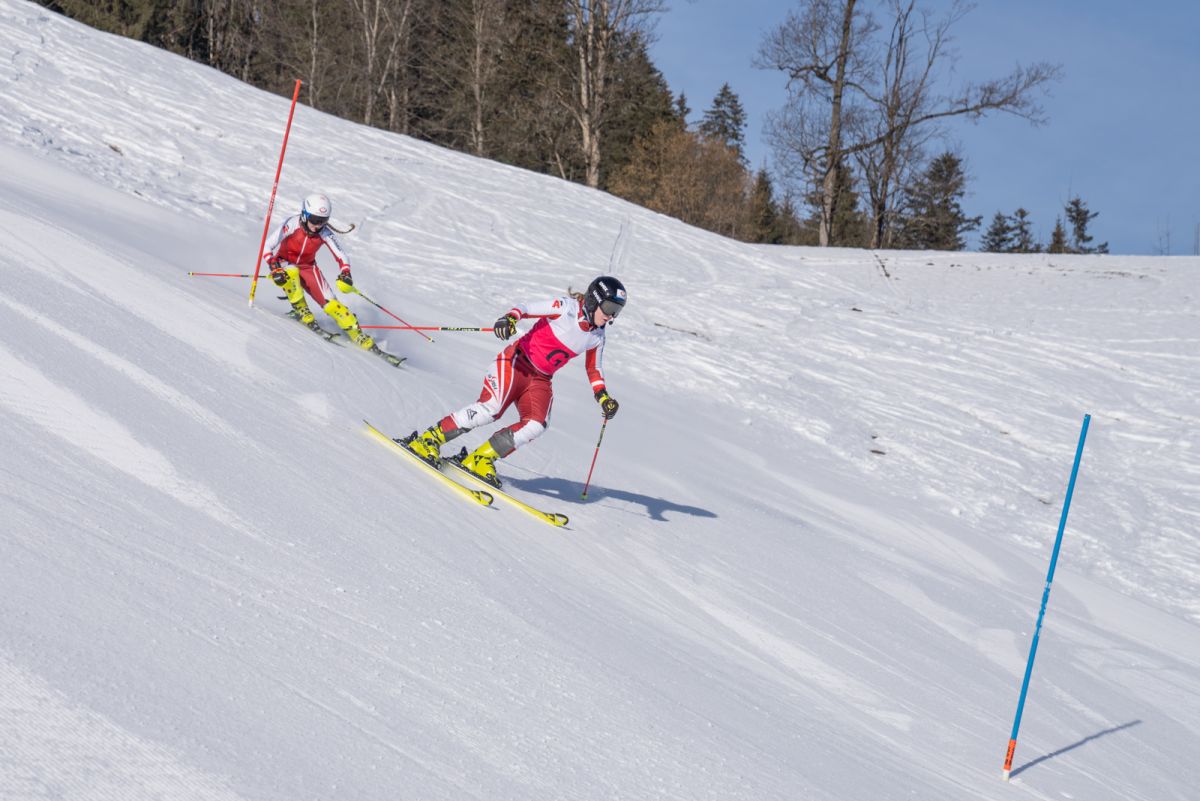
[
  {"left": 423, "top": 0, "right": 513, "bottom": 156},
  {"left": 465, "top": 0, "right": 510, "bottom": 155},
  {"left": 757, "top": 0, "right": 877, "bottom": 245},
  {"left": 853, "top": 0, "right": 938, "bottom": 248},
  {"left": 758, "top": 0, "right": 1061, "bottom": 248},
  {"left": 562, "top": 0, "right": 665, "bottom": 188},
  {"left": 347, "top": 0, "right": 414, "bottom": 127}
]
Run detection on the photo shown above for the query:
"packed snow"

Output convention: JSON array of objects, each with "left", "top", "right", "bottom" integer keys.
[{"left": 0, "top": 2, "right": 1197, "bottom": 799}]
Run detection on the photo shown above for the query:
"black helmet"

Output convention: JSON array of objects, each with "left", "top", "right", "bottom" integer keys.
[{"left": 583, "top": 275, "right": 627, "bottom": 321}]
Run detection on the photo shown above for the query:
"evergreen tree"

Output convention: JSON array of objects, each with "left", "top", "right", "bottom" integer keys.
[
  {"left": 776, "top": 193, "right": 809, "bottom": 245},
  {"left": 698, "top": 83, "right": 747, "bottom": 163},
  {"left": 1010, "top": 208, "right": 1039, "bottom": 253},
  {"left": 1047, "top": 218, "right": 1069, "bottom": 254},
  {"left": 894, "top": 152, "right": 982, "bottom": 251},
  {"left": 802, "top": 160, "right": 869, "bottom": 247},
  {"left": 1064, "top": 195, "right": 1109, "bottom": 254},
  {"left": 674, "top": 92, "right": 691, "bottom": 125},
  {"left": 981, "top": 207, "right": 1040, "bottom": 253},
  {"left": 746, "top": 169, "right": 783, "bottom": 244},
  {"left": 599, "top": 31, "right": 680, "bottom": 188},
  {"left": 980, "top": 212, "right": 1014, "bottom": 252}
]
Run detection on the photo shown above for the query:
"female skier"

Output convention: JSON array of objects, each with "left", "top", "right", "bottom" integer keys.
[
  {"left": 405, "top": 275, "right": 626, "bottom": 487},
  {"left": 264, "top": 192, "right": 375, "bottom": 350}
]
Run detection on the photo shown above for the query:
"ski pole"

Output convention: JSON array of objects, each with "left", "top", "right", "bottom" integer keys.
[
  {"left": 359, "top": 314, "right": 559, "bottom": 335},
  {"left": 362, "top": 325, "right": 490, "bottom": 332},
  {"left": 188, "top": 272, "right": 255, "bottom": 278},
  {"left": 344, "top": 286, "right": 434, "bottom": 343},
  {"left": 580, "top": 418, "right": 608, "bottom": 500}
]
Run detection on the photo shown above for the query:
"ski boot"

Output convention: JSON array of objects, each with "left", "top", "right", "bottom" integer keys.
[
  {"left": 459, "top": 442, "right": 502, "bottom": 488},
  {"left": 279, "top": 268, "right": 317, "bottom": 326},
  {"left": 405, "top": 425, "right": 447, "bottom": 465},
  {"left": 323, "top": 299, "right": 375, "bottom": 350}
]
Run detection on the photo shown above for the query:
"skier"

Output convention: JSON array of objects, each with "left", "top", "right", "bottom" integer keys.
[
  {"left": 406, "top": 276, "right": 626, "bottom": 487},
  {"left": 264, "top": 193, "right": 375, "bottom": 350}
]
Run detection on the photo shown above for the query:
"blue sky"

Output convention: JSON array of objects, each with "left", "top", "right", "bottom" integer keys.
[{"left": 649, "top": 1, "right": 1200, "bottom": 255}]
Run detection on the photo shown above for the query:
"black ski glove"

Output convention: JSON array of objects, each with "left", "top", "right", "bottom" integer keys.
[
  {"left": 494, "top": 314, "right": 518, "bottom": 340},
  {"left": 270, "top": 266, "right": 288, "bottom": 287},
  {"left": 595, "top": 391, "right": 619, "bottom": 420}
]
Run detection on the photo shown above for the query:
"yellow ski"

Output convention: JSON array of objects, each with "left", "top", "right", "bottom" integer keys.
[
  {"left": 364, "top": 421, "right": 494, "bottom": 507},
  {"left": 444, "top": 451, "right": 569, "bottom": 528}
]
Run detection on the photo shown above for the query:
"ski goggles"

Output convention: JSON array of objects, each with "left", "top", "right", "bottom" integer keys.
[
  {"left": 302, "top": 213, "right": 329, "bottom": 227},
  {"left": 599, "top": 298, "right": 625, "bottom": 318}
]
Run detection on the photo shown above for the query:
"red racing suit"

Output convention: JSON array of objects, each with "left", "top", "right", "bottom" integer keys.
[
  {"left": 263, "top": 214, "right": 350, "bottom": 307},
  {"left": 438, "top": 295, "right": 609, "bottom": 455}
]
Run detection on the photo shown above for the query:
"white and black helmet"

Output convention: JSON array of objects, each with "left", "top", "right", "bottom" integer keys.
[
  {"left": 300, "top": 193, "right": 331, "bottom": 227},
  {"left": 583, "top": 275, "right": 627, "bottom": 321}
]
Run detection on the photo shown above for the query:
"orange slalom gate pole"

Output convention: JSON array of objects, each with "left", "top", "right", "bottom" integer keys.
[{"left": 248, "top": 78, "right": 302, "bottom": 308}]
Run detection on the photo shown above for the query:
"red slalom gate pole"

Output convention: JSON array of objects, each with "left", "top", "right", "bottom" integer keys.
[
  {"left": 580, "top": 418, "right": 609, "bottom": 500},
  {"left": 248, "top": 79, "right": 302, "bottom": 308}
]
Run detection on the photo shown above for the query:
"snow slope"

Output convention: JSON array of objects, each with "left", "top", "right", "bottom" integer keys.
[{"left": 1, "top": 2, "right": 1198, "bottom": 799}]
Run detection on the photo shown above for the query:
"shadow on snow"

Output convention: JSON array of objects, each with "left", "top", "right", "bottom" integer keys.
[
  {"left": 1010, "top": 720, "right": 1142, "bottom": 779},
  {"left": 506, "top": 475, "right": 718, "bottom": 522}
]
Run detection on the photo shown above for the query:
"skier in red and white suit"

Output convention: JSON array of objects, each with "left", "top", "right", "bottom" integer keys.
[
  {"left": 264, "top": 192, "right": 375, "bottom": 349},
  {"left": 407, "top": 276, "right": 627, "bottom": 487}
]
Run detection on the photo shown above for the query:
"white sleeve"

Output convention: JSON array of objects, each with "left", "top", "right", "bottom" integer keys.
[
  {"left": 511, "top": 296, "right": 571, "bottom": 319},
  {"left": 263, "top": 219, "right": 288, "bottom": 262},
  {"left": 320, "top": 229, "right": 351, "bottom": 271}
]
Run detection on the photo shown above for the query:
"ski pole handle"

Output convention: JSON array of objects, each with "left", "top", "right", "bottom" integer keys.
[{"left": 580, "top": 418, "right": 609, "bottom": 500}]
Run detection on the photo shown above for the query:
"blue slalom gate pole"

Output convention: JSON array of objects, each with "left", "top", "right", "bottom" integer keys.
[{"left": 1003, "top": 413, "right": 1091, "bottom": 780}]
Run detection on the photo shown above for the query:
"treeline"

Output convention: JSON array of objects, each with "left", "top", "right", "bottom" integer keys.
[
  {"left": 38, "top": 1, "right": 1101, "bottom": 253},
  {"left": 39, "top": 1, "right": 670, "bottom": 188},
  {"left": 980, "top": 197, "right": 1108, "bottom": 254},
  {"left": 810, "top": 150, "right": 1109, "bottom": 254},
  {"left": 39, "top": 0, "right": 802, "bottom": 244}
]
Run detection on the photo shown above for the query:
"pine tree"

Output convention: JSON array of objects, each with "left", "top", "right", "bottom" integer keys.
[
  {"left": 894, "top": 152, "right": 982, "bottom": 250},
  {"left": 1064, "top": 195, "right": 1109, "bottom": 254},
  {"left": 698, "top": 83, "right": 747, "bottom": 163},
  {"left": 980, "top": 212, "right": 1015, "bottom": 252},
  {"left": 1047, "top": 218, "right": 1069, "bottom": 254},
  {"left": 1010, "top": 208, "right": 1039, "bottom": 253},
  {"left": 802, "top": 160, "right": 869, "bottom": 247},
  {"left": 746, "top": 169, "right": 783, "bottom": 244},
  {"left": 599, "top": 31, "right": 679, "bottom": 188},
  {"left": 674, "top": 92, "right": 691, "bottom": 125}
]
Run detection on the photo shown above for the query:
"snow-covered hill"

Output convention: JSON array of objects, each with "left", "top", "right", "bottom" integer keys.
[{"left": 1, "top": 2, "right": 1198, "bottom": 799}]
